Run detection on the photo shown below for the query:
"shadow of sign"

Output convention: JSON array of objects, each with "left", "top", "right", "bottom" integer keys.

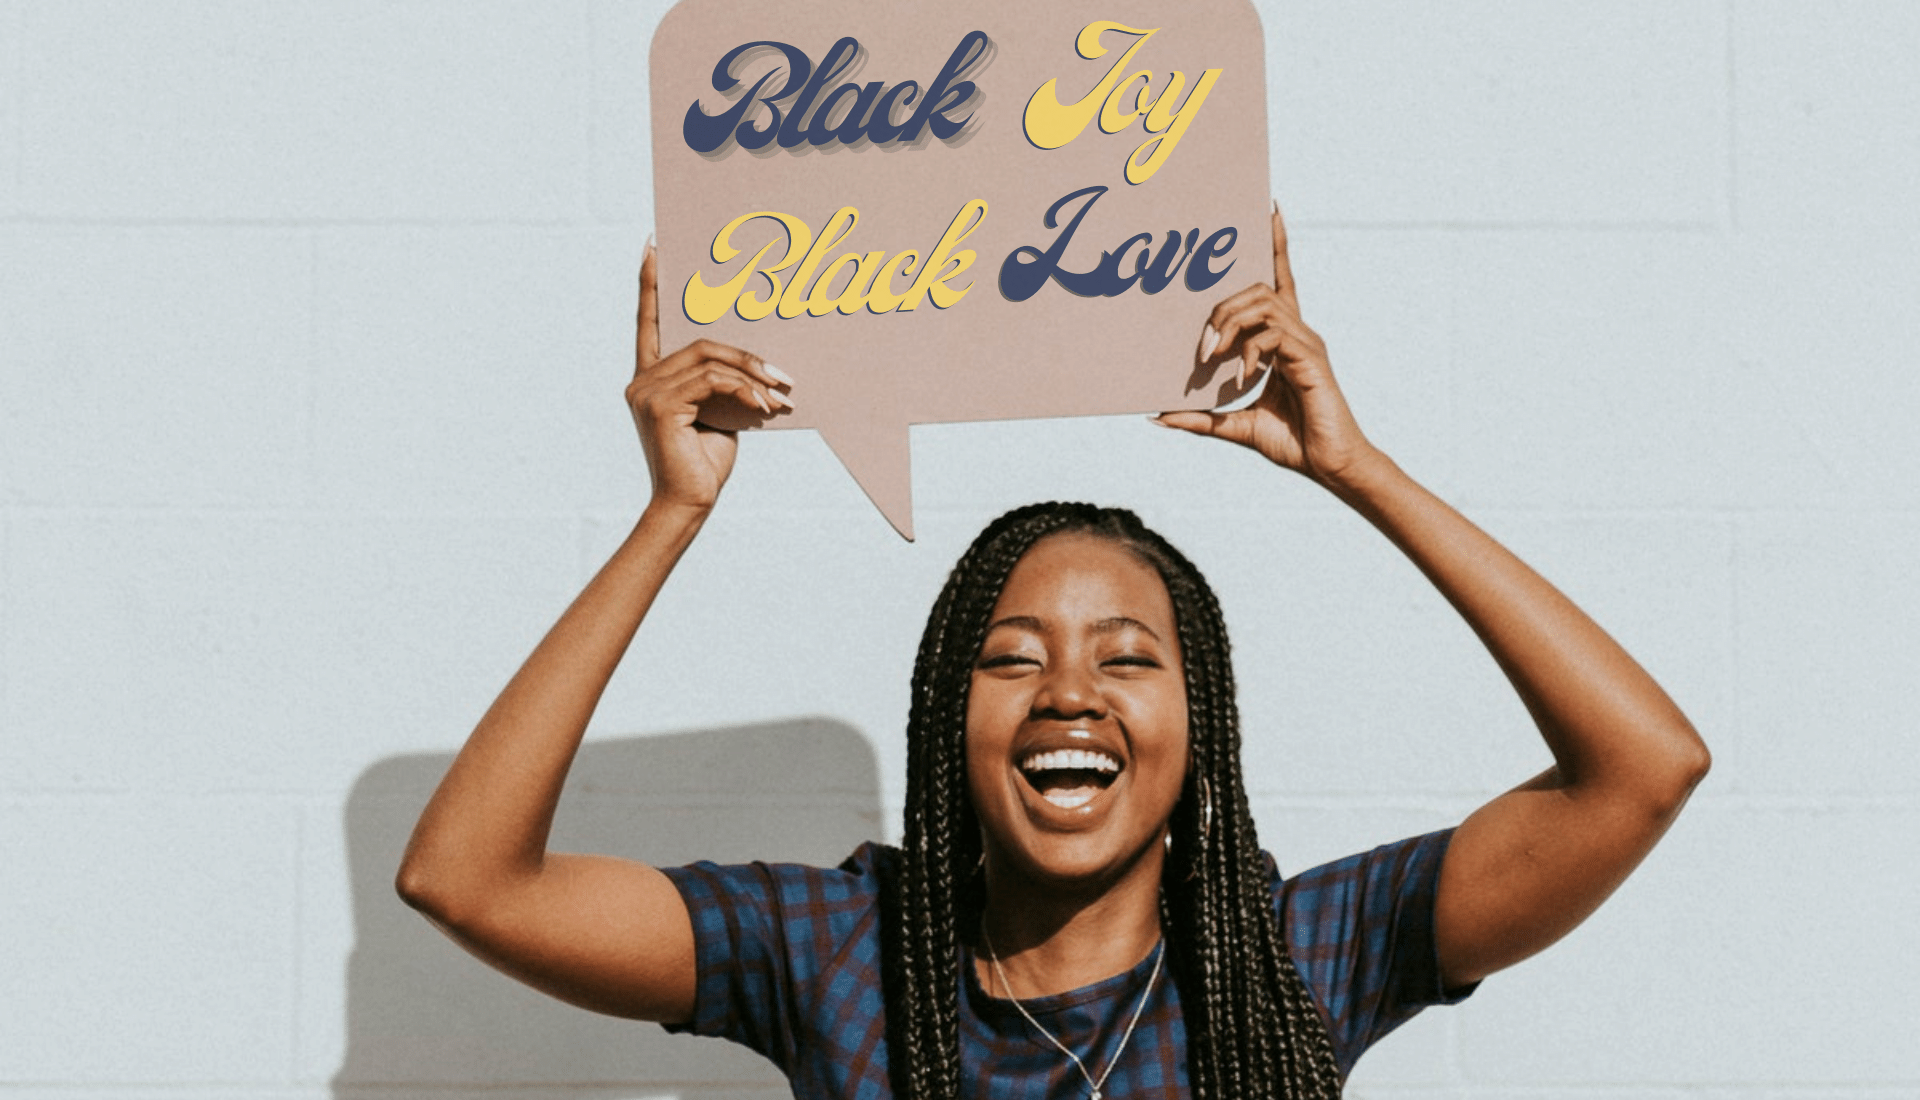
[{"left": 332, "top": 718, "right": 882, "bottom": 1099}]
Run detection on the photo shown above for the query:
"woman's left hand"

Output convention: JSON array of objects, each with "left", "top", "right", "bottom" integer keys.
[{"left": 1156, "top": 205, "right": 1380, "bottom": 490}]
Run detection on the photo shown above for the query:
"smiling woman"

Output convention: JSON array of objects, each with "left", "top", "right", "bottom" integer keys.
[
  {"left": 395, "top": 206, "right": 1709, "bottom": 1100},
  {"left": 967, "top": 531, "right": 1189, "bottom": 888}
]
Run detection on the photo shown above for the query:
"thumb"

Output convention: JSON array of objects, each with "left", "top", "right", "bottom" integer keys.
[
  {"left": 1156, "top": 410, "right": 1260, "bottom": 449},
  {"left": 1153, "top": 411, "right": 1223, "bottom": 435}
]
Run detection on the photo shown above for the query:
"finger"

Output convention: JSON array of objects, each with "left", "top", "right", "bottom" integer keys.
[
  {"left": 636, "top": 237, "right": 661, "bottom": 375},
  {"left": 1235, "top": 315, "right": 1329, "bottom": 394},
  {"left": 691, "top": 367, "right": 781, "bottom": 416},
  {"left": 1209, "top": 298, "right": 1288, "bottom": 378},
  {"left": 649, "top": 339, "right": 792, "bottom": 399},
  {"left": 635, "top": 362, "right": 780, "bottom": 420},
  {"left": 1212, "top": 295, "right": 1280, "bottom": 350},
  {"left": 1153, "top": 409, "right": 1255, "bottom": 448},
  {"left": 647, "top": 337, "right": 749, "bottom": 378},
  {"left": 1260, "top": 310, "right": 1330, "bottom": 383},
  {"left": 1205, "top": 282, "right": 1278, "bottom": 335},
  {"left": 1240, "top": 333, "right": 1266, "bottom": 389},
  {"left": 1270, "top": 201, "right": 1300, "bottom": 314},
  {"left": 1203, "top": 284, "right": 1284, "bottom": 362},
  {"left": 640, "top": 357, "right": 791, "bottom": 417}
]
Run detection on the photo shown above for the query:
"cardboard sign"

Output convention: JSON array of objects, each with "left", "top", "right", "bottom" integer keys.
[{"left": 650, "top": 0, "right": 1270, "bottom": 538}]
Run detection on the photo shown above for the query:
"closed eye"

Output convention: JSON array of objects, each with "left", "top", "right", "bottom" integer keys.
[{"left": 977, "top": 652, "right": 1040, "bottom": 670}]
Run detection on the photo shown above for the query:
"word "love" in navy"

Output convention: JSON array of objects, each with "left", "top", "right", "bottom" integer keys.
[{"left": 683, "top": 32, "right": 990, "bottom": 153}]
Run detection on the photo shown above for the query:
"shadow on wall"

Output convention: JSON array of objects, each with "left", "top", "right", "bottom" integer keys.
[{"left": 333, "top": 718, "right": 882, "bottom": 1100}]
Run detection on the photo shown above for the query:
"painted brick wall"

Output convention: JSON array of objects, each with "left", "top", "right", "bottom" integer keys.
[{"left": 4, "top": 3, "right": 1916, "bottom": 1097}]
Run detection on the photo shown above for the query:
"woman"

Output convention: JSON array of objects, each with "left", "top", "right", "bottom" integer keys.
[{"left": 397, "top": 207, "right": 1709, "bottom": 1097}]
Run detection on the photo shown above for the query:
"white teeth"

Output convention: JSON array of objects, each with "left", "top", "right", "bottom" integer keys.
[
  {"left": 1044, "top": 789, "right": 1097, "bottom": 809},
  {"left": 1019, "top": 749, "right": 1120, "bottom": 774}
]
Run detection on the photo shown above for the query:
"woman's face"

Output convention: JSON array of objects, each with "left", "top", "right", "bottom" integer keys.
[{"left": 966, "top": 532, "right": 1190, "bottom": 890}]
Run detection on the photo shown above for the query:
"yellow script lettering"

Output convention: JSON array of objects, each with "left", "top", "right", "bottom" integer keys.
[
  {"left": 1023, "top": 20, "right": 1221, "bottom": 184},
  {"left": 682, "top": 200, "right": 989, "bottom": 323},
  {"left": 683, "top": 210, "right": 813, "bottom": 325}
]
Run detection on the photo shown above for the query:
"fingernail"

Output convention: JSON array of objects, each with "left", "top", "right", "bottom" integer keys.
[
  {"left": 645, "top": 232, "right": 656, "bottom": 253},
  {"left": 768, "top": 388, "right": 795, "bottom": 410},
  {"left": 1272, "top": 199, "right": 1280, "bottom": 215},
  {"left": 753, "top": 391, "right": 771, "bottom": 415},
  {"left": 1200, "top": 325, "right": 1220, "bottom": 359},
  {"left": 763, "top": 362, "right": 795, "bottom": 387}
]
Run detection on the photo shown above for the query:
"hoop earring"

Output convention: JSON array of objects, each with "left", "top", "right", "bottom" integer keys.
[{"left": 1198, "top": 775, "right": 1214, "bottom": 844}]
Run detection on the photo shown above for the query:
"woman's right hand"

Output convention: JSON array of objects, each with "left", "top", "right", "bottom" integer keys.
[{"left": 628, "top": 243, "right": 792, "bottom": 514}]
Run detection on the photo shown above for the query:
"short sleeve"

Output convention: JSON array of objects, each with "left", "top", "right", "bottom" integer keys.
[
  {"left": 658, "top": 843, "right": 890, "bottom": 1077},
  {"left": 1274, "top": 829, "right": 1477, "bottom": 1076}
]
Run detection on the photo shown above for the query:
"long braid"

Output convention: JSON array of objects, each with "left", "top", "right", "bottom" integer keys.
[{"left": 883, "top": 502, "right": 1343, "bottom": 1098}]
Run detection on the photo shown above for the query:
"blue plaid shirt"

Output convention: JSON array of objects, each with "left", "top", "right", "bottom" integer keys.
[{"left": 663, "top": 830, "right": 1470, "bottom": 1097}]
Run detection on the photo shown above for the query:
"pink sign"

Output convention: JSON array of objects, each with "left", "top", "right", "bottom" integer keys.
[{"left": 651, "top": 0, "right": 1270, "bottom": 537}]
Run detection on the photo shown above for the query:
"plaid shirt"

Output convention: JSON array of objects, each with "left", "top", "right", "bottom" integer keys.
[{"left": 664, "top": 830, "right": 1469, "bottom": 1097}]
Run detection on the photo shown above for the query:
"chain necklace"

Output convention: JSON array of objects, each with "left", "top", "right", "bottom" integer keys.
[{"left": 981, "top": 929, "right": 1166, "bottom": 1100}]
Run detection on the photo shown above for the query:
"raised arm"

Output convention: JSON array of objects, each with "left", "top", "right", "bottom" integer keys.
[
  {"left": 394, "top": 245, "right": 792, "bottom": 1020},
  {"left": 1158, "top": 208, "right": 1709, "bottom": 988}
]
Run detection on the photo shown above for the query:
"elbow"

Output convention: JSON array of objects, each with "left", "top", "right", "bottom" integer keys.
[
  {"left": 394, "top": 858, "right": 441, "bottom": 917},
  {"left": 396, "top": 851, "right": 521, "bottom": 937},
  {"left": 1577, "top": 719, "right": 1710, "bottom": 825},
  {"left": 1649, "top": 722, "right": 1711, "bottom": 819},
  {"left": 1681, "top": 735, "right": 1712, "bottom": 789},
  {"left": 395, "top": 856, "right": 470, "bottom": 928}
]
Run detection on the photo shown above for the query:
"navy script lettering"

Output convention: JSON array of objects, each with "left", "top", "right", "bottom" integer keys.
[
  {"left": 999, "top": 185, "right": 1238, "bottom": 302},
  {"left": 684, "top": 31, "right": 991, "bottom": 153}
]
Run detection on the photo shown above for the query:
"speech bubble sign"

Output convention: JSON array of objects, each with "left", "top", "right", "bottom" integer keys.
[{"left": 650, "top": 0, "right": 1270, "bottom": 538}]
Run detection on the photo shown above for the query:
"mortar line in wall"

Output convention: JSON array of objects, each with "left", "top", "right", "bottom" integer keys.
[
  {"left": 1443, "top": 232, "right": 1461, "bottom": 488},
  {"left": 1728, "top": 509, "right": 1754, "bottom": 799},
  {"left": 7, "top": 0, "right": 21, "bottom": 211},
  {"left": 0, "top": 787, "right": 901, "bottom": 808},
  {"left": 0, "top": 214, "right": 605, "bottom": 229},
  {"left": 0, "top": 510, "right": 9, "bottom": 734},
  {"left": 1230, "top": 790, "right": 1918, "bottom": 813},
  {"left": 337, "top": 1081, "right": 829, "bottom": 1093},
  {"left": 0, "top": 503, "right": 628, "bottom": 522},
  {"left": 1442, "top": 1004, "right": 1466, "bottom": 1086},
  {"left": 1429, "top": 503, "right": 1916, "bottom": 520},
  {"left": 290, "top": 802, "right": 306, "bottom": 1080},
  {"left": 1491, "top": 1086, "right": 1920, "bottom": 1096},
  {"left": 5, "top": 499, "right": 1915, "bottom": 527},
  {"left": 576, "top": 510, "right": 595, "bottom": 586},
  {"left": 1300, "top": 219, "right": 1723, "bottom": 235},
  {"left": 1722, "top": 510, "right": 1743, "bottom": 814},
  {"left": 5, "top": 214, "right": 1726, "bottom": 233},
  {"left": 71, "top": 784, "right": 1916, "bottom": 811},
  {"left": 304, "top": 230, "right": 321, "bottom": 509},
  {"left": 1725, "top": 0, "right": 1741, "bottom": 233},
  {"left": 583, "top": 0, "right": 603, "bottom": 225},
  {"left": 0, "top": 1087, "right": 343, "bottom": 1097}
]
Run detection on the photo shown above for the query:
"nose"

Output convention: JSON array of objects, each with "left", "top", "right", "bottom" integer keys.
[{"left": 1032, "top": 660, "right": 1107, "bottom": 719}]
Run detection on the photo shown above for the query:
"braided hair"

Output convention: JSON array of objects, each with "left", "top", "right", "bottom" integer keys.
[{"left": 882, "top": 501, "right": 1343, "bottom": 1098}]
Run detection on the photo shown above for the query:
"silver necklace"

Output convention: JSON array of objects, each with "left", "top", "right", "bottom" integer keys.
[{"left": 980, "top": 928, "right": 1165, "bottom": 1100}]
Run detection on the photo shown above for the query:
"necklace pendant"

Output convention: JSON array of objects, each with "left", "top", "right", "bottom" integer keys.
[{"left": 1090, "top": 1091, "right": 1101, "bottom": 1100}]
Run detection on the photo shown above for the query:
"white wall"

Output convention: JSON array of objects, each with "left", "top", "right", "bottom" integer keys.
[{"left": 4, "top": 2, "right": 1917, "bottom": 1097}]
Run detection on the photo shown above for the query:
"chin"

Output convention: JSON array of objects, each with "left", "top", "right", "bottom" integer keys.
[{"left": 994, "top": 827, "right": 1168, "bottom": 893}]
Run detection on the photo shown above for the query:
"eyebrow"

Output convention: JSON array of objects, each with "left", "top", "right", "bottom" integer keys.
[{"left": 983, "top": 615, "right": 1163, "bottom": 641}]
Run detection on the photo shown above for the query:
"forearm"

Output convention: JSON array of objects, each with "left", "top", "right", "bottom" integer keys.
[
  {"left": 396, "top": 502, "right": 709, "bottom": 920},
  {"left": 1323, "top": 448, "right": 1709, "bottom": 809}
]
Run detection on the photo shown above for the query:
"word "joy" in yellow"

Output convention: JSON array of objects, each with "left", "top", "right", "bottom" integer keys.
[{"left": 1023, "top": 21, "right": 1222, "bottom": 185}]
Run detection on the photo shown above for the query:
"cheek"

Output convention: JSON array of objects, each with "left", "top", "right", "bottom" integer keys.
[{"left": 962, "top": 688, "right": 1011, "bottom": 796}]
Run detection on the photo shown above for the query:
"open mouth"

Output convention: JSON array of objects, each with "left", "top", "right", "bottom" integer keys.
[{"left": 1018, "top": 747, "right": 1121, "bottom": 809}]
